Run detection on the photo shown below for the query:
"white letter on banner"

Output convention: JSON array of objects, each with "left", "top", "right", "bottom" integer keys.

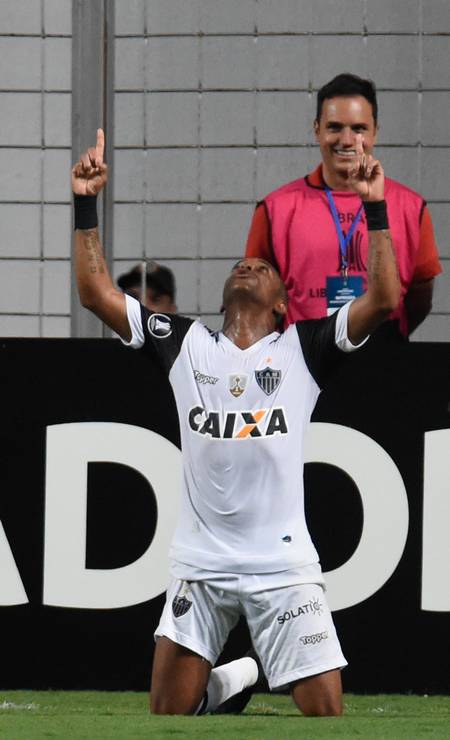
[
  {"left": 422, "top": 429, "right": 450, "bottom": 611},
  {"left": 0, "top": 523, "right": 28, "bottom": 605},
  {"left": 305, "top": 423, "right": 409, "bottom": 612},
  {"left": 43, "top": 422, "right": 181, "bottom": 609}
]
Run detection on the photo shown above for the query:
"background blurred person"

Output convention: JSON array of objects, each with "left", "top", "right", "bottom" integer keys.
[{"left": 117, "top": 262, "right": 177, "bottom": 314}]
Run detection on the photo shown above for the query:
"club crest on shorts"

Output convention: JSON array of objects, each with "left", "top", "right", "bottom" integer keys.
[
  {"left": 172, "top": 582, "right": 192, "bottom": 618},
  {"left": 148, "top": 313, "right": 172, "bottom": 339},
  {"left": 229, "top": 374, "right": 248, "bottom": 397},
  {"left": 255, "top": 367, "right": 281, "bottom": 395}
]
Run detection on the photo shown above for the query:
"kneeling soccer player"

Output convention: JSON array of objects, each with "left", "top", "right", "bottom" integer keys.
[{"left": 72, "top": 129, "right": 400, "bottom": 716}]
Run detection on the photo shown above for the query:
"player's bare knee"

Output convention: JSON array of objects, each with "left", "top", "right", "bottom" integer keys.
[
  {"left": 149, "top": 693, "right": 167, "bottom": 715},
  {"left": 294, "top": 694, "right": 343, "bottom": 717},
  {"left": 302, "top": 701, "right": 342, "bottom": 717},
  {"left": 150, "top": 691, "right": 172, "bottom": 715},
  {"left": 150, "top": 695, "right": 196, "bottom": 716},
  {"left": 292, "top": 666, "right": 344, "bottom": 717},
  {"left": 150, "top": 703, "right": 180, "bottom": 716}
]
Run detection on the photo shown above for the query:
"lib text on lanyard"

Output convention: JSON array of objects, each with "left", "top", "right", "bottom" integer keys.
[{"left": 325, "top": 187, "right": 363, "bottom": 276}]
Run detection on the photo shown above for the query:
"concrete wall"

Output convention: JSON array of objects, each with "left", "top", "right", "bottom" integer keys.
[
  {"left": 1, "top": 0, "right": 449, "bottom": 339},
  {"left": 0, "top": 0, "right": 72, "bottom": 337}
]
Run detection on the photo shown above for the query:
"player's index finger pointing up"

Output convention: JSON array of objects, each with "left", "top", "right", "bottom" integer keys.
[
  {"left": 96, "top": 128, "right": 105, "bottom": 165},
  {"left": 355, "top": 133, "right": 364, "bottom": 156}
]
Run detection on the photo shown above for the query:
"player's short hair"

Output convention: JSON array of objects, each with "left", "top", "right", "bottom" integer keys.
[
  {"left": 117, "top": 262, "right": 176, "bottom": 302},
  {"left": 316, "top": 73, "right": 378, "bottom": 125}
]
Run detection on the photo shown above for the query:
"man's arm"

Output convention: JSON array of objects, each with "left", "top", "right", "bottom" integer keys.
[
  {"left": 403, "top": 204, "right": 442, "bottom": 334},
  {"left": 404, "top": 277, "right": 434, "bottom": 335},
  {"left": 72, "top": 129, "right": 131, "bottom": 341},
  {"left": 346, "top": 136, "right": 401, "bottom": 345}
]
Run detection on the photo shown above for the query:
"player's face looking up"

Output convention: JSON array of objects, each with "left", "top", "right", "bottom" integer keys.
[
  {"left": 314, "top": 96, "right": 378, "bottom": 187},
  {"left": 222, "top": 258, "right": 287, "bottom": 319}
]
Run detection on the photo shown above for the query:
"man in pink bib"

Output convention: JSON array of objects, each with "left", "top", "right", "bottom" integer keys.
[{"left": 246, "top": 73, "right": 441, "bottom": 338}]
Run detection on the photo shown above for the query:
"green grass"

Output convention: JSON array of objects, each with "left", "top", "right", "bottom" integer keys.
[{"left": 0, "top": 692, "right": 449, "bottom": 739}]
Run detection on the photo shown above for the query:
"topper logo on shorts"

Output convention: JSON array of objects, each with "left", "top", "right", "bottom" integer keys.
[
  {"left": 188, "top": 406, "right": 288, "bottom": 439},
  {"left": 148, "top": 313, "right": 172, "bottom": 338},
  {"left": 299, "top": 631, "right": 329, "bottom": 646},
  {"left": 277, "top": 597, "right": 324, "bottom": 625}
]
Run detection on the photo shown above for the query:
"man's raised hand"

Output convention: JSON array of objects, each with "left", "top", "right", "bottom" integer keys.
[
  {"left": 347, "top": 134, "right": 384, "bottom": 202},
  {"left": 72, "top": 128, "right": 107, "bottom": 196}
]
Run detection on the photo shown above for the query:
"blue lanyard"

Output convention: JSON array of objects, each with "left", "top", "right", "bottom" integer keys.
[{"left": 325, "top": 187, "right": 363, "bottom": 274}]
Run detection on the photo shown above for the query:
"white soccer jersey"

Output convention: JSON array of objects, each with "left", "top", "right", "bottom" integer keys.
[{"left": 124, "top": 296, "right": 364, "bottom": 575}]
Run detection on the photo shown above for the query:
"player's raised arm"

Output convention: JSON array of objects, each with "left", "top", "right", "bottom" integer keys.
[
  {"left": 72, "top": 129, "right": 131, "bottom": 341},
  {"left": 345, "top": 135, "right": 401, "bottom": 345}
]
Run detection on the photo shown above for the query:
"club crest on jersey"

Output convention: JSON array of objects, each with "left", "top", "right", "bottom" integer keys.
[
  {"left": 255, "top": 367, "right": 281, "bottom": 395},
  {"left": 148, "top": 313, "right": 172, "bottom": 339},
  {"left": 228, "top": 374, "right": 248, "bottom": 398}
]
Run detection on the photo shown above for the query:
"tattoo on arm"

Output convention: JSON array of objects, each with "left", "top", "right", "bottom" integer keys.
[
  {"left": 83, "top": 229, "right": 105, "bottom": 275},
  {"left": 367, "top": 230, "right": 400, "bottom": 285}
]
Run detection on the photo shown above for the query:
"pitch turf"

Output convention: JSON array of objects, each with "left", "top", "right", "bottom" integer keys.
[{"left": 0, "top": 692, "right": 449, "bottom": 739}]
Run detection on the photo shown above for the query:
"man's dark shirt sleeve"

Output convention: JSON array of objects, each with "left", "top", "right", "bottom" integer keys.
[{"left": 296, "top": 312, "right": 345, "bottom": 389}]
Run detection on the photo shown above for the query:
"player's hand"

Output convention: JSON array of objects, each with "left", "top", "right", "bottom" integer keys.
[
  {"left": 347, "top": 134, "right": 384, "bottom": 202},
  {"left": 72, "top": 128, "right": 108, "bottom": 196}
]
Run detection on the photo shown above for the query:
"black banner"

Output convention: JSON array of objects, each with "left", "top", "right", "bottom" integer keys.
[{"left": 0, "top": 338, "right": 449, "bottom": 693}]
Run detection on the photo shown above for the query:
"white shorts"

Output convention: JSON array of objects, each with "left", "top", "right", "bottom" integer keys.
[{"left": 155, "top": 571, "right": 347, "bottom": 690}]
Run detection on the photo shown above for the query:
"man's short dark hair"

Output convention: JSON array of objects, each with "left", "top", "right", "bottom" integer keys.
[
  {"left": 316, "top": 73, "right": 378, "bottom": 124},
  {"left": 117, "top": 262, "right": 176, "bottom": 301}
]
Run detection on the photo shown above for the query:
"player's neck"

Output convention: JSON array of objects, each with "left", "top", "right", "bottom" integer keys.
[
  {"left": 222, "top": 306, "right": 277, "bottom": 350},
  {"left": 321, "top": 163, "right": 354, "bottom": 192}
]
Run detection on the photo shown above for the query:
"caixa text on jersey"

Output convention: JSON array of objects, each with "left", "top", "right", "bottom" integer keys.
[{"left": 188, "top": 406, "right": 288, "bottom": 439}]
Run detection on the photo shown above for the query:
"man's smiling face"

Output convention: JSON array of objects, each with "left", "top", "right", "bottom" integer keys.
[{"left": 314, "top": 95, "right": 378, "bottom": 185}]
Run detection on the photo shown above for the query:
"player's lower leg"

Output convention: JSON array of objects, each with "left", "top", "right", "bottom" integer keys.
[
  {"left": 150, "top": 637, "right": 211, "bottom": 715},
  {"left": 291, "top": 668, "right": 343, "bottom": 716}
]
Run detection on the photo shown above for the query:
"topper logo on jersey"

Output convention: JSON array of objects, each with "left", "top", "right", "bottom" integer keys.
[
  {"left": 194, "top": 370, "right": 219, "bottom": 385},
  {"left": 148, "top": 314, "right": 172, "bottom": 338},
  {"left": 188, "top": 405, "right": 288, "bottom": 439}
]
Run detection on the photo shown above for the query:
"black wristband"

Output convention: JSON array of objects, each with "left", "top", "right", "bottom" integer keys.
[
  {"left": 363, "top": 200, "right": 389, "bottom": 231},
  {"left": 74, "top": 194, "right": 98, "bottom": 230}
]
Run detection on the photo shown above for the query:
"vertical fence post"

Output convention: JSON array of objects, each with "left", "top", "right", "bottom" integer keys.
[{"left": 71, "top": 0, "right": 114, "bottom": 337}]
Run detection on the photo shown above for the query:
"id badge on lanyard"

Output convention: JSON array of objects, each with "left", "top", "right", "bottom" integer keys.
[{"left": 325, "top": 187, "right": 364, "bottom": 315}]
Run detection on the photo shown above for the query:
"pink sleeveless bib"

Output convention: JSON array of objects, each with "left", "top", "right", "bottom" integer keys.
[{"left": 265, "top": 176, "right": 424, "bottom": 335}]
